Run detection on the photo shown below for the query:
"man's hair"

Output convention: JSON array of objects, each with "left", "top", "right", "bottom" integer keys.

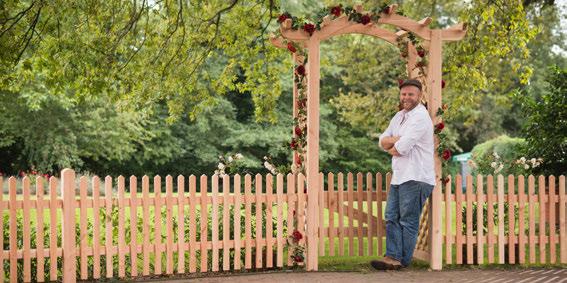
[{"left": 399, "top": 79, "right": 422, "bottom": 91}]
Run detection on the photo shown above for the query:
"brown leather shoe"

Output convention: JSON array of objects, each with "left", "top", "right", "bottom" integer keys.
[{"left": 370, "top": 256, "right": 402, "bottom": 271}]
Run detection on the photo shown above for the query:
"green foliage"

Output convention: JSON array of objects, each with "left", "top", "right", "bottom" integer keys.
[
  {"left": 521, "top": 66, "right": 567, "bottom": 176},
  {"left": 471, "top": 135, "right": 533, "bottom": 176}
]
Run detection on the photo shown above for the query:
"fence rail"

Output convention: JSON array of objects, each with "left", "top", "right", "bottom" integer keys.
[{"left": 1, "top": 170, "right": 566, "bottom": 282}]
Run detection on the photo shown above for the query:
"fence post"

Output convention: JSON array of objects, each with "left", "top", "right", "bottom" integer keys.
[
  {"left": 61, "top": 169, "right": 76, "bottom": 283},
  {"left": 430, "top": 183, "right": 443, "bottom": 270}
]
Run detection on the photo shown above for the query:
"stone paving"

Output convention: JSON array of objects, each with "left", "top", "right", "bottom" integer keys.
[{"left": 139, "top": 268, "right": 567, "bottom": 283}]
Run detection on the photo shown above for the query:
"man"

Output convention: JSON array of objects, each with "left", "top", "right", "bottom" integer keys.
[{"left": 371, "top": 79, "right": 435, "bottom": 270}]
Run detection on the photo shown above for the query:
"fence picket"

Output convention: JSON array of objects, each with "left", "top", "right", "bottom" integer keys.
[
  {"left": 266, "top": 174, "right": 274, "bottom": 267},
  {"left": 549, "top": 175, "right": 556, "bottom": 264},
  {"left": 23, "top": 177, "right": 31, "bottom": 282},
  {"left": 200, "top": 175, "right": 208, "bottom": 272},
  {"left": 560, "top": 175, "right": 566, "bottom": 264},
  {"left": 297, "top": 174, "right": 306, "bottom": 252},
  {"left": 9, "top": 177, "right": 17, "bottom": 282},
  {"left": 130, "top": 176, "right": 139, "bottom": 277},
  {"left": 93, "top": 177, "right": 101, "bottom": 279},
  {"left": 538, "top": 175, "right": 546, "bottom": 263},
  {"left": 49, "top": 177, "right": 58, "bottom": 281},
  {"left": 118, "top": 176, "right": 126, "bottom": 278},
  {"left": 222, "top": 175, "right": 231, "bottom": 271},
  {"left": 445, "top": 176, "right": 452, "bottom": 264},
  {"left": 476, "top": 175, "right": 484, "bottom": 265},
  {"left": 79, "top": 177, "right": 88, "bottom": 280},
  {"left": 328, "top": 173, "right": 335, "bottom": 256},
  {"left": 244, "top": 174, "right": 252, "bottom": 269},
  {"left": 347, "top": 172, "right": 354, "bottom": 256},
  {"left": 338, "top": 173, "right": 345, "bottom": 256},
  {"left": 211, "top": 174, "right": 219, "bottom": 272},
  {"left": 177, "top": 175, "right": 186, "bottom": 274},
  {"left": 366, "top": 173, "right": 373, "bottom": 256},
  {"left": 142, "top": 176, "right": 151, "bottom": 275},
  {"left": 255, "top": 174, "right": 263, "bottom": 269},
  {"left": 357, "top": 173, "right": 364, "bottom": 256},
  {"left": 286, "top": 173, "right": 296, "bottom": 266},
  {"left": 466, "top": 175, "right": 473, "bottom": 264},
  {"left": 518, "top": 176, "right": 526, "bottom": 264},
  {"left": 376, "top": 173, "right": 383, "bottom": 257},
  {"left": 188, "top": 175, "right": 197, "bottom": 273},
  {"left": 497, "top": 175, "right": 505, "bottom": 264},
  {"left": 234, "top": 175, "right": 242, "bottom": 270},
  {"left": 105, "top": 176, "right": 114, "bottom": 278},
  {"left": 36, "top": 178, "right": 45, "bottom": 282},
  {"left": 508, "top": 175, "right": 516, "bottom": 264},
  {"left": 528, "top": 175, "right": 536, "bottom": 263},
  {"left": 455, "top": 174, "right": 463, "bottom": 264},
  {"left": 319, "top": 173, "right": 325, "bottom": 257},
  {"left": 487, "top": 175, "right": 494, "bottom": 264},
  {"left": 154, "top": 176, "right": 163, "bottom": 275},
  {"left": 276, "top": 174, "right": 284, "bottom": 267},
  {"left": 165, "top": 175, "right": 174, "bottom": 274}
]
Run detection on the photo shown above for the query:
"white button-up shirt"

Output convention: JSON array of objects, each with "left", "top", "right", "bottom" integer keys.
[{"left": 379, "top": 104, "right": 436, "bottom": 186}]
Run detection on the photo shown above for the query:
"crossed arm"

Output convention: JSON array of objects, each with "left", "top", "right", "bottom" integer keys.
[{"left": 379, "top": 136, "right": 401, "bottom": 156}]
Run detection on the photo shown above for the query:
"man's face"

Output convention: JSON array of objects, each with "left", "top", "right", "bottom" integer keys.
[{"left": 399, "top": 85, "right": 421, "bottom": 111}]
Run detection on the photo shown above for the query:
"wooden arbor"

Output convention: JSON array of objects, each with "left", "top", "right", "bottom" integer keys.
[{"left": 270, "top": 4, "right": 466, "bottom": 270}]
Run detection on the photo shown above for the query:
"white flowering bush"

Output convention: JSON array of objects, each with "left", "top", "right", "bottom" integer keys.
[
  {"left": 214, "top": 153, "right": 245, "bottom": 176},
  {"left": 471, "top": 135, "right": 543, "bottom": 176}
]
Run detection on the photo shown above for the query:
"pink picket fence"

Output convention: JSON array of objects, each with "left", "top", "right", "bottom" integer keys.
[{"left": 1, "top": 170, "right": 566, "bottom": 282}]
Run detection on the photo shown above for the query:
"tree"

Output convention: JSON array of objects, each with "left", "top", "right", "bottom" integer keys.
[{"left": 521, "top": 66, "right": 567, "bottom": 176}]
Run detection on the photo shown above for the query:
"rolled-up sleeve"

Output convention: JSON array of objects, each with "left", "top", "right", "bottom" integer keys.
[
  {"left": 378, "top": 120, "right": 394, "bottom": 151},
  {"left": 393, "top": 114, "right": 429, "bottom": 156}
]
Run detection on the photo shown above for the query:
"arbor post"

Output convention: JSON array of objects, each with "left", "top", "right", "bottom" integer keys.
[
  {"left": 427, "top": 30, "right": 443, "bottom": 271},
  {"left": 306, "top": 38, "right": 321, "bottom": 271}
]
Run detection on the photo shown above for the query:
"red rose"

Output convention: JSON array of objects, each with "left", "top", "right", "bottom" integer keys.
[
  {"left": 287, "top": 42, "right": 297, "bottom": 53},
  {"left": 292, "top": 230, "right": 303, "bottom": 241},
  {"left": 330, "top": 5, "right": 342, "bottom": 17},
  {"left": 360, "top": 15, "right": 371, "bottom": 25},
  {"left": 435, "top": 122, "right": 445, "bottom": 133},
  {"left": 441, "top": 80, "right": 446, "bottom": 89},
  {"left": 295, "top": 154, "right": 302, "bottom": 165},
  {"left": 294, "top": 255, "right": 304, "bottom": 263},
  {"left": 295, "top": 65, "right": 306, "bottom": 76},
  {"left": 303, "top": 23, "right": 315, "bottom": 35},
  {"left": 382, "top": 6, "right": 390, "bottom": 14},
  {"left": 290, "top": 139, "right": 297, "bottom": 150},
  {"left": 417, "top": 49, "right": 426, "bottom": 57},
  {"left": 19, "top": 171, "right": 25, "bottom": 177},
  {"left": 442, "top": 177, "right": 450, "bottom": 185},
  {"left": 43, "top": 174, "right": 49, "bottom": 179},
  {"left": 293, "top": 210, "right": 296, "bottom": 216},
  {"left": 398, "top": 79, "right": 404, "bottom": 87},
  {"left": 442, "top": 149, "right": 451, "bottom": 161},
  {"left": 295, "top": 126, "right": 302, "bottom": 136},
  {"left": 31, "top": 170, "right": 37, "bottom": 175},
  {"left": 278, "top": 13, "right": 290, "bottom": 23}
]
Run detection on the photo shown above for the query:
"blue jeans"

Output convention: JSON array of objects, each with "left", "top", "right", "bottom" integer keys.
[{"left": 385, "top": 180, "right": 434, "bottom": 266}]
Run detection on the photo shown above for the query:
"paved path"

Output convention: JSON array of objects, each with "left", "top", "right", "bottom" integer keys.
[{"left": 138, "top": 268, "right": 567, "bottom": 283}]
